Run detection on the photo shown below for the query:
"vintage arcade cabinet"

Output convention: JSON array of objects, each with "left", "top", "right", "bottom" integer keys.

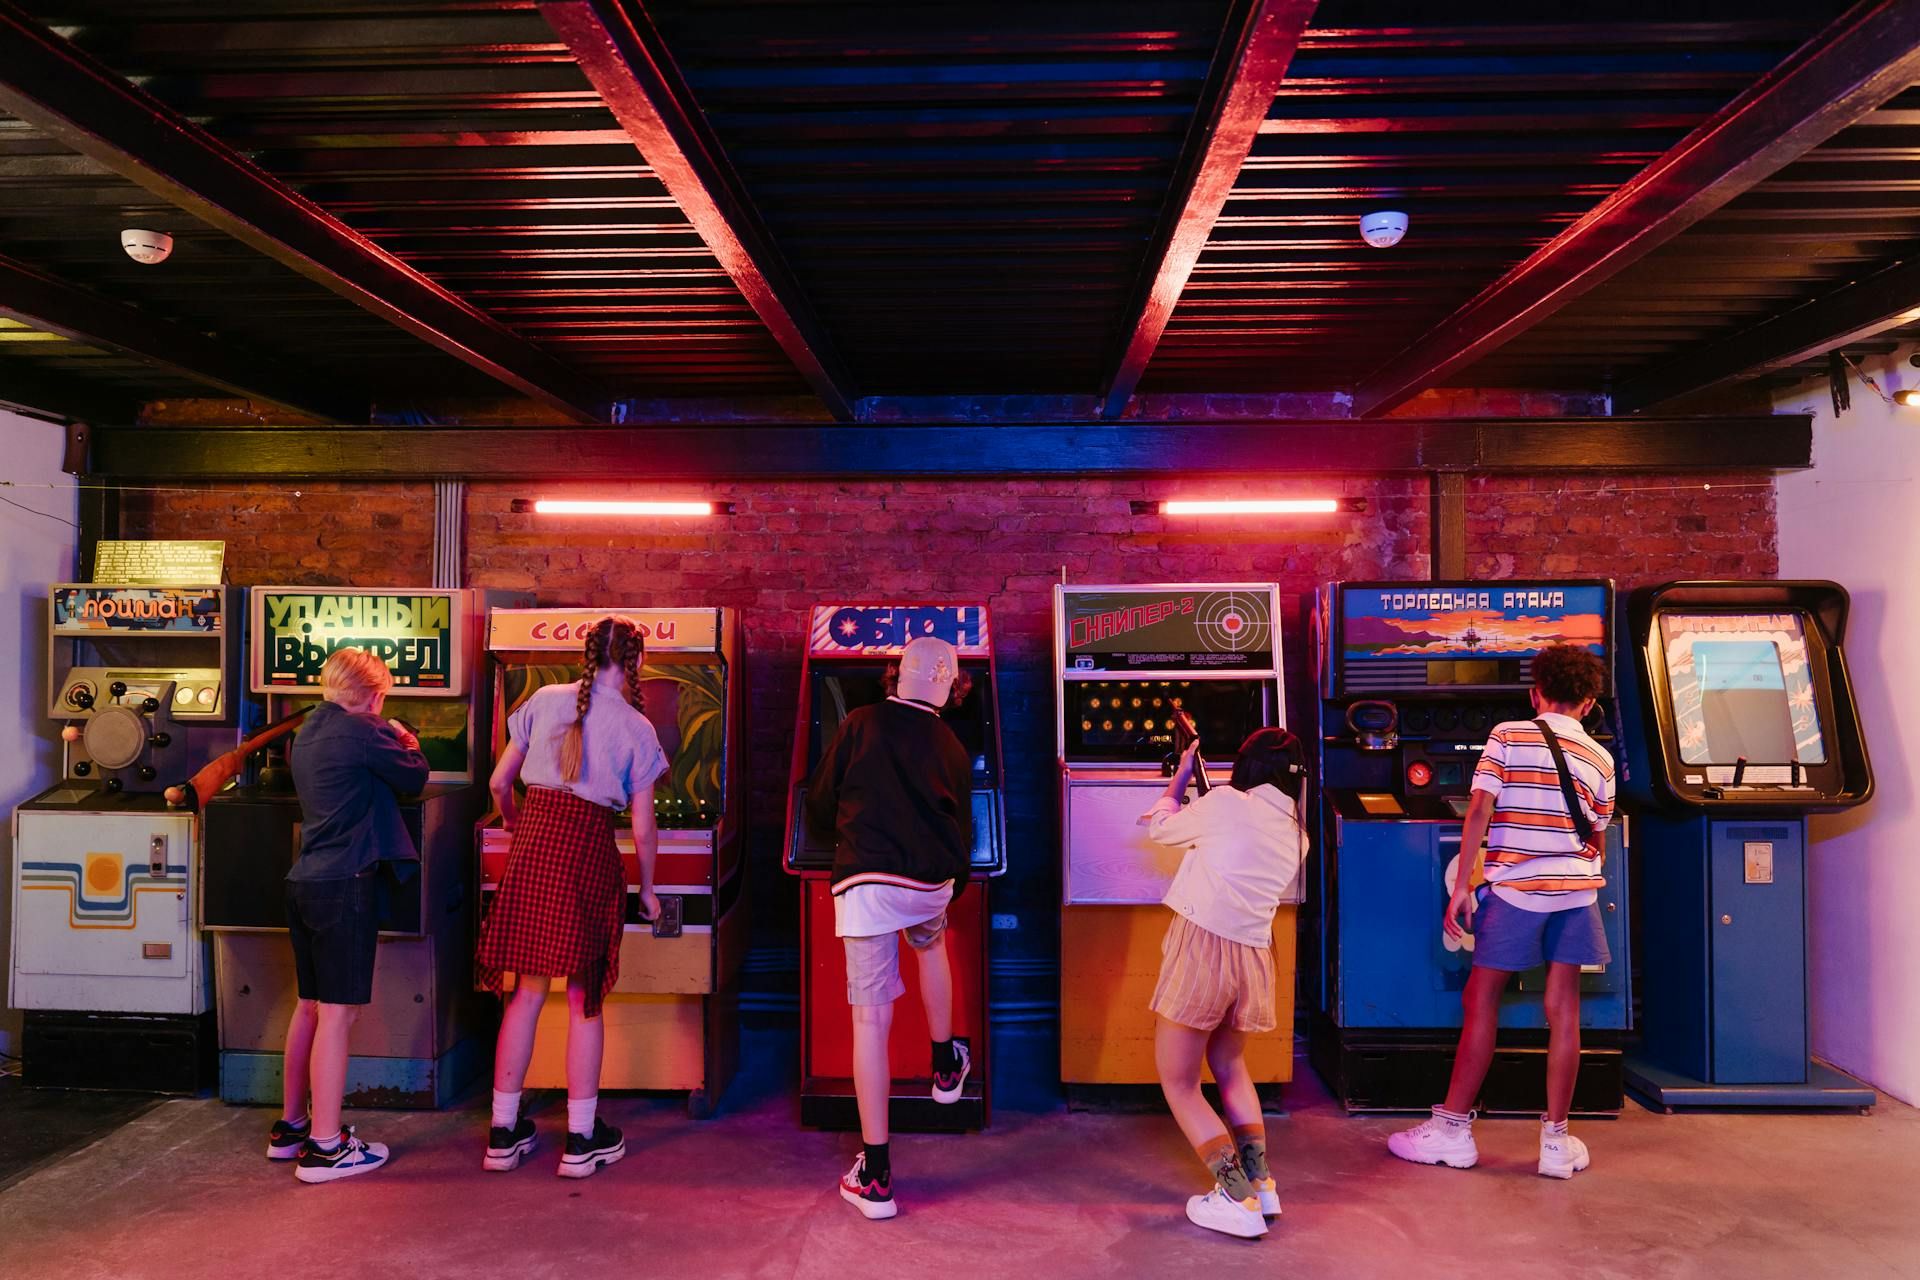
[
  {"left": 1619, "top": 581, "right": 1874, "bottom": 1110},
  {"left": 1055, "top": 583, "right": 1294, "bottom": 1089},
  {"left": 784, "top": 604, "right": 1005, "bottom": 1130},
  {"left": 479, "top": 607, "right": 746, "bottom": 1116},
  {"left": 1308, "top": 580, "right": 1631, "bottom": 1114},
  {"left": 201, "top": 588, "right": 494, "bottom": 1108},
  {"left": 11, "top": 583, "right": 242, "bottom": 1090}
]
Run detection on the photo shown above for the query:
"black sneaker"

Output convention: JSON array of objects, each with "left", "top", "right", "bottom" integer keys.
[
  {"left": 839, "top": 1152, "right": 897, "bottom": 1220},
  {"left": 557, "top": 1118, "right": 624, "bottom": 1179},
  {"left": 932, "top": 1038, "right": 972, "bottom": 1104},
  {"left": 483, "top": 1115, "right": 536, "bottom": 1172},
  {"left": 293, "top": 1127, "right": 389, "bottom": 1184},
  {"left": 267, "top": 1117, "right": 311, "bottom": 1161}
]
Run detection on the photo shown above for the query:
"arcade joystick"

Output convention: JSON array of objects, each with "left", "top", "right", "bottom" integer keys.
[
  {"left": 70, "top": 687, "right": 94, "bottom": 710},
  {"left": 140, "top": 696, "right": 160, "bottom": 713},
  {"left": 149, "top": 732, "right": 171, "bottom": 748},
  {"left": 73, "top": 761, "right": 91, "bottom": 776},
  {"left": 104, "top": 777, "right": 123, "bottom": 793},
  {"left": 110, "top": 680, "right": 127, "bottom": 697},
  {"left": 61, "top": 725, "right": 81, "bottom": 743},
  {"left": 137, "top": 766, "right": 156, "bottom": 781}
]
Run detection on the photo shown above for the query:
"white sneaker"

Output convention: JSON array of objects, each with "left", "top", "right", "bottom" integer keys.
[
  {"left": 1185, "top": 1184, "right": 1268, "bottom": 1239},
  {"left": 1387, "top": 1114, "right": 1479, "bottom": 1169},
  {"left": 1250, "top": 1174, "right": 1281, "bottom": 1219},
  {"left": 1538, "top": 1130, "right": 1590, "bottom": 1179}
]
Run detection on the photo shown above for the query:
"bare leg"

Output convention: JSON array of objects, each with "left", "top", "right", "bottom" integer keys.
[
  {"left": 564, "top": 980, "right": 605, "bottom": 1101},
  {"left": 1155, "top": 1016, "right": 1228, "bottom": 1152},
  {"left": 282, "top": 998, "right": 319, "bottom": 1123},
  {"left": 911, "top": 933, "right": 953, "bottom": 1044},
  {"left": 1441, "top": 966, "right": 1513, "bottom": 1115},
  {"left": 851, "top": 1000, "right": 894, "bottom": 1146},
  {"left": 492, "top": 975, "right": 552, "bottom": 1094},
  {"left": 1204, "top": 1025, "right": 1263, "bottom": 1134},
  {"left": 1543, "top": 963, "right": 1582, "bottom": 1123},
  {"left": 309, "top": 1003, "right": 361, "bottom": 1139}
]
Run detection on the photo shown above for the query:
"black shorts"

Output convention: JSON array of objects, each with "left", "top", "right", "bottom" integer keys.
[{"left": 285, "top": 873, "right": 378, "bottom": 1005}]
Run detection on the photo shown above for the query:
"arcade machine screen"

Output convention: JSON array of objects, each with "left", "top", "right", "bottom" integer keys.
[
  {"left": 1063, "top": 679, "right": 1268, "bottom": 763},
  {"left": 278, "top": 695, "right": 472, "bottom": 776},
  {"left": 496, "top": 661, "right": 726, "bottom": 827},
  {"left": 1658, "top": 614, "right": 1826, "bottom": 769}
]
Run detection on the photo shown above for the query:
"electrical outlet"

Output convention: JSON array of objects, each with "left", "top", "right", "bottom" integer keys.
[{"left": 991, "top": 913, "right": 1018, "bottom": 930}]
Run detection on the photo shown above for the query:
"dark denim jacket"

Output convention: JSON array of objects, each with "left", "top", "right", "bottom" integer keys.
[{"left": 287, "top": 700, "right": 431, "bottom": 882}]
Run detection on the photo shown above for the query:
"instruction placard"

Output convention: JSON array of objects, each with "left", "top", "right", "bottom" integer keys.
[{"left": 92, "top": 540, "right": 226, "bottom": 586}]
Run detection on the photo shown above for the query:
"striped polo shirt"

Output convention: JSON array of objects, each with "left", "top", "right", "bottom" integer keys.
[{"left": 1470, "top": 712, "right": 1615, "bottom": 912}]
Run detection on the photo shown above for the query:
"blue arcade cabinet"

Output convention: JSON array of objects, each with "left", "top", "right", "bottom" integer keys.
[
  {"left": 1618, "top": 581, "right": 1874, "bottom": 1110},
  {"left": 1307, "top": 580, "right": 1631, "bottom": 1114}
]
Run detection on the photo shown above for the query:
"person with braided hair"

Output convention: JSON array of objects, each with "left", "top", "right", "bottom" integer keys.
[{"left": 476, "top": 615, "right": 669, "bottom": 1179}]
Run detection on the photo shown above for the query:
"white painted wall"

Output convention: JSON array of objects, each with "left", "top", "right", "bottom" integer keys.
[
  {"left": 0, "top": 410, "right": 79, "bottom": 1058},
  {"left": 1774, "top": 347, "right": 1920, "bottom": 1105}
]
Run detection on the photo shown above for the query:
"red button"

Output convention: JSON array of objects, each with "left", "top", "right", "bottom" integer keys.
[{"left": 1406, "top": 762, "right": 1433, "bottom": 788}]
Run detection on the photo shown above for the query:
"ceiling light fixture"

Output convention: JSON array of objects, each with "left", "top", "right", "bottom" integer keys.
[
  {"left": 513, "top": 499, "right": 731, "bottom": 516},
  {"left": 1137, "top": 498, "right": 1365, "bottom": 516}
]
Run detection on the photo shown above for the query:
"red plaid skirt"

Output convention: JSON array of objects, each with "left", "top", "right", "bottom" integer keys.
[{"left": 475, "top": 786, "right": 624, "bottom": 1018}]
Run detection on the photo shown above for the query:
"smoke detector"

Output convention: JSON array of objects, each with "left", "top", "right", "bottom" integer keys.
[
  {"left": 121, "top": 229, "right": 174, "bottom": 265},
  {"left": 1359, "top": 211, "right": 1409, "bottom": 249}
]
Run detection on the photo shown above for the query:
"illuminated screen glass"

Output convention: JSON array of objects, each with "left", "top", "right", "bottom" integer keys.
[
  {"left": 1064, "top": 679, "right": 1269, "bottom": 763},
  {"left": 499, "top": 660, "right": 727, "bottom": 826},
  {"left": 286, "top": 694, "right": 470, "bottom": 776},
  {"left": 1659, "top": 613, "right": 1827, "bottom": 766},
  {"left": 807, "top": 664, "right": 996, "bottom": 780}
]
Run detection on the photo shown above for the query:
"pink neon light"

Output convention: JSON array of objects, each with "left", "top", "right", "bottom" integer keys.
[
  {"left": 1161, "top": 499, "right": 1339, "bottom": 515},
  {"left": 532, "top": 499, "right": 714, "bottom": 516}
]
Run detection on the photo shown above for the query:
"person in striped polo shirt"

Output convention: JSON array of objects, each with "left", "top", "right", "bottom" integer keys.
[{"left": 1388, "top": 644, "right": 1614, "bottom": 1180}]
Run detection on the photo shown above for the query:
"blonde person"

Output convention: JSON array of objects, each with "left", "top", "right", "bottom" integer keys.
[
  {"left": 476, "top": 615, "right": 667, "bottom": 1179},
  {"left": 271, "top": 647, "right": 427, "bottom": 1183},
  {"left": 1144, "top": 727, "right": 1308, "bottom": 1239}
]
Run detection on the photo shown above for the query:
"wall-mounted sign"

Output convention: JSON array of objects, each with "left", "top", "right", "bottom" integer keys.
[
  {"left": 91, "top": 540, "right": 225, "bottom": 586},
  {"left": 1059, "top": 587, "right": 1273, "bottom": 672},
  {"left": 251, "top": 589, "right": 466, "bottom": 696},
  {"left": 809, "top": 604, "right": 991, "bottom": 657},
  {"left": 488, "top": 608, "right": 719, "bottom": 653},
  {"left": 52, "top": 585, "right": 224, "bottom": 635}
]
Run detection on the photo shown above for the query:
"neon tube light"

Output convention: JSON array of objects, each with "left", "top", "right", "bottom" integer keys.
[
  {"left": 529, "top": 500, "right": 719, "bottom": 516},
  {"left": 1160, "top": 499, "right": 1340, "bottom": 515}
]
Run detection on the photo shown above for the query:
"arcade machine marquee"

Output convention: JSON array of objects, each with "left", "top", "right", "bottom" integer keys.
[
  {"left": 784, "top": 604, "right": 1005, "bottom": 1131},
  {"left": 1309, "top": 581, "right": 1631, "bottom": 1114},
  {"left": 479, "top": 606, "right": 746, "bottom": 1115}
]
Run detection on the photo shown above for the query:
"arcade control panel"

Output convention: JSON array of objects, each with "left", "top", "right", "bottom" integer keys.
[
  {"left": 56, "top": 669, "right": 226, "bottom": 792},
  {"left": 58, "top": 668, "right": 228, "bottom": 720}
]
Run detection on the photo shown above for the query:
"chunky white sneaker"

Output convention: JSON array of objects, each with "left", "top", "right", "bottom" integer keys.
[
  {"left": 1250, "top": 1174, "right": 1281, "bottom": 1219},
  {"left": 1387, "top": 1114, "right": 1479, "bottom": 1169},
  {"left": 1185, "top": 1185, "right": 1268, "bottom": 1239},
  {"left": 1538, "top": 1130, "right": 1590, "bottom": 1179}
]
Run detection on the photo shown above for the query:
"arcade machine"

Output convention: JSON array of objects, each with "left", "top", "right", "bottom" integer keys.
[
  {"left": 478, "top": 606, "right": 746, "bottom": 1116},
  {"left": 1308, "top": 580, "right": 1631, "bottom": 1114},
  {"left": 200, "top": 587, "right": 496, "bottom": 1108},
  {"left": 1618, "top": 581, "right": 1874, "bottom": 1109},
  {"left": 11, "top": 583, "right": 241, "bottom": 1090},
  {"left": 784, "top": 604, "right": 1005, "bottom": 1130},
  {"left": 1055, "top": 583, "right": 1294, "bottom": 1090}
]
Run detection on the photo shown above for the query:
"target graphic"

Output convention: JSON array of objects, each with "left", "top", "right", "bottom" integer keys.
[{"left": 1193, "top": 590, "right": 1271, "bottom": 654}]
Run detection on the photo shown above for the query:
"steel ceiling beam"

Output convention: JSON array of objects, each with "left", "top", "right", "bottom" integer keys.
[
  {"left": 1613, "top": 257, "right": 1920, "bottom": 412},
  {"left": 0, "top": 255, "right": 359, "bottom": 421},
  {"left": 540, "top": 0, "right": 857, "bottom": 421},
  {"left": 0, "top": 359, "right": 140, "bottom": 424},
  {"left": 1097, "top": 0, "right": 1319, "bottom": 419},
  {"left": 1349, "top": 0, "right": 1920, "bottom": 419},
  {"left": 0, "top": 2, "right": 607, "bottom": 424}
]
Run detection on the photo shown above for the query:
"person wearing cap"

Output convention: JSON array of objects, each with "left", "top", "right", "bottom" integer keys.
[{"left": 804, "top": 634, "right": 975, "bottom": 1221}]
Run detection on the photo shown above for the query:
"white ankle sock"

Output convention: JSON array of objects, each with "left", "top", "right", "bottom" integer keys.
[
  {"left": 567, "top": 1095, "right": 598, "bottom": 1137},
  {"left": 1433, "top": 1106, "right": 1473, "bottom": 1128},
  {"left": 491, "top": 1089, "right": 522, "bottom": 1129},
  {"left": 1542, "top": 1117, "right": 1569, "bottom": 1136}
]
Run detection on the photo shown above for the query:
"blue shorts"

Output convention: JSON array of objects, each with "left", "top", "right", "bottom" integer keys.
[{"left": 1470, "top": 890, "right": 1610, "bottom": 972}]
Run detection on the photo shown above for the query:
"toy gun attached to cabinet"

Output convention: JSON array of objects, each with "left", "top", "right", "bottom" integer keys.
[
  {"left": 1171, "top": 708, "right": 1210, "bottom": 797},
  {"left": 164, "top": 705, "right": 313, "bottom": 810}
]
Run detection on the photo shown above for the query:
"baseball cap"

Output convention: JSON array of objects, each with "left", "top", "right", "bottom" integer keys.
[{"left": 896, "top": 635, "right": 959, "bottom": 706}]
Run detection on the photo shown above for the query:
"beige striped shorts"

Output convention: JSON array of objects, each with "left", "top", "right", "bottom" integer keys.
[{"left": 1149, "top": 914, "right": 1276, "bottom": 1033}]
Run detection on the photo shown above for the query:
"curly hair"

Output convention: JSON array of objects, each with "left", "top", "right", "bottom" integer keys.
[
  {"left": 558, "top": 614, "right": 646, "bottom": 782},
  {"left": 1532, "top": 643, "right": 1607, "bottom": 707}
]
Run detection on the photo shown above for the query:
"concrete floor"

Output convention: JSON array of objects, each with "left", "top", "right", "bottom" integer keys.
[{"left": 2, "top": 1033, "right": 1917, "bottom": 1280}]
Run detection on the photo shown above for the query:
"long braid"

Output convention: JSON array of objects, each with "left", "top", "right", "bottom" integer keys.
[
  {"left": 621, "top": 625, "right": 646, "bottom": 712},
  {"left": 559, "top": 618, "right": 608, "bottom": 783}
]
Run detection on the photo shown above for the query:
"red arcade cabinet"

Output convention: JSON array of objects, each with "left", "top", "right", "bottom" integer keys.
[{"left": 783, "top": 604, "right": 1006, "bottom": 1130}]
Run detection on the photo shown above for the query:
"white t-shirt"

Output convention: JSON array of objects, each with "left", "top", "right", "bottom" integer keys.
[
  {"left": 1146, "top": 783, "right": 1306, "bottom": 949},
  {"left": 834, "top": 878, "right": 954, "bottom": 939},
  {"left": 508, "top": 681, "right": 669, "bottom": 811},
  {"left": 1470, "top": 712, "right": 1615, "bottom": 913}
]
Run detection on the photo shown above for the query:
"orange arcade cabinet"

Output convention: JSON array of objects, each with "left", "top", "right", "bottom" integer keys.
[
  {"left": 784, "top": 604, "right": 1006, "bottom": 1130},
  {"left": 478, "top": 607, "right": 746, "bottom": 1117}
]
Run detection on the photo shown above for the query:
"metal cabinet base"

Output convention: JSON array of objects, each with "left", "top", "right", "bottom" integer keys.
[
  {"left": 1311, "top": 1016, "right": 1624, "bottom": 1115},
  {"left": 219, "top": 1039, "right": 482, "bottom": 1110},
  {"left": 22, "top": 1009, "right": 214, "bottom": 1094},
  {"left": 1624, "top": 1056, "right": 1873, "bottom": 1112},
  {"left": 801, "top": 1076, "right": 985, "bottom": 1132}
]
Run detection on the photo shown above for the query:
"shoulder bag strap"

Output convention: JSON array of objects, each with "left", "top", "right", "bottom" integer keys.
[{"left": 1534, "top": 718, "right": 1596, "bottom": 847}]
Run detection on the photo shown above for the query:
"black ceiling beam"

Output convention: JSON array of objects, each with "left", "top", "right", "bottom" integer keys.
[
  {"left": 0, "top": 2, "right": 607, "bottom": 425},
  {"left": 0, "top": 255, "right": 360, "bottom": 421},
  {"left": 0, "top": 360, "right": 139, "bottom": 424},
  {"left": 85, "top": 416, "right": 1809, "bottom": 481},
  {"left": 1098, "top": 0, "right": 1319, "bottom": 419},
  {"left": 1613, "top": 257, "right": 1920, "bottom": 413},
  {"left": 540, "top": 0, "right": 856, "bottom": 422},
  {"left": 1350, "top": 0, "right": 1920, "bottom": 419}
]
